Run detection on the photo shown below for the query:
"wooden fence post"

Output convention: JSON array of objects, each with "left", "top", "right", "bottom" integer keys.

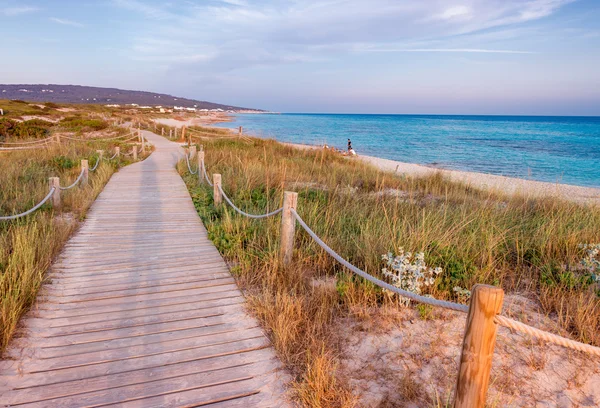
[
  {"left": 132, "top": 146, "right": 138, "bottom": 161},
  {"left": 198, "top": 151, "right": 205, "bottom": 185},
  {"left": 454, "top": 284, "right": 504, "bottom": 408},
  {"left": 81, "top": 160, "right": 89, "bottom": 187},
  {"left": 49, "top": 177, "right": 61, "bottom": 209},
  {"left": 55, "top": 134, "right": 61, "bottom": 144},
  {"left": 280, "top": 191, "right": 298, "bottom": 266},
  {"left": 161, "top": 128, "right": 164, "bottom": 136},
  {"left": 213, "top": 174, "right": 222, "bottom": 206},
  {"left": 190, "top": 145, "right": 197, "bottom": 159},
  {"left": 181, "top": 126, "right": 186, "bottom": 143},
  {"left": 141, "top": 136, "right": 146, "bottom": 152},
  {"left": 169, "top": 129, "right": 173, "bottom": 139},
  {"left": 96, "top": 150, "right": 104, "bottom": 162},
  {"left": 238, "top": 126, "right": 242, "bottom": 138},
  {"left": 115, "top": 147, "right": 120, "bottom": 157}
]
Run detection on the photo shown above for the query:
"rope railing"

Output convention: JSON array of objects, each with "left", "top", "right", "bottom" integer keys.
[
  {"left": 290, "top": 208, "right": 469, "bottom": 312},
  {"left": 89, "top": 157, "right": 101, "bottom": 172},
  {"left": 59, "top": 167, "right": 86, "bottom": 190},
  {"left": 218, "top": 184, "right": 284, "bottom": 219},
  {"left": 0, "top": 136, "right": 54, "bottom": 146},
  {"left": 185, "top": 152, "right": 198, "bottom": 175},
  {"left": 201, "top": 160, "right": 213, "bottom": 187},
  {"left": 0, "top": 188, "right": 56, "bottom": 221},
  {"left": 495, "top": 315, "right": 600, "bottom": 357},
  {"left": 192, "top": 147, "right": 600, "bottom": 405},
  {"left": 60, "top": 131, "right": 137, "bottom": 143}
]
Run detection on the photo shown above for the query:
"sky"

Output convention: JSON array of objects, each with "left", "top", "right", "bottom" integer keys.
[{"left": 0, "top": 0, "right": 599, "bottom": 115}]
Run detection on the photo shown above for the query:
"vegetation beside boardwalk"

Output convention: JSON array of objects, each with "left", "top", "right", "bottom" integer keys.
[
  {"left": 0, "top": 101, "right": 150, "bottom": 354},
  {"left": 178, "top": 136, "right": 600, "bottom": 406}
]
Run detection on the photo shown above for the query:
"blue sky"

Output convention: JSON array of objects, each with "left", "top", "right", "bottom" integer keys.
[{"left": 1, "top": 0, "right": 599, "bottom": 115}]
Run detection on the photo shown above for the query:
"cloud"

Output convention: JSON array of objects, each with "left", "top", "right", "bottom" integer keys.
[
  {"left": 1, "top": 6, "right": 39, "bottom": 16},
  {"left": 50, "top": 17, "right": 84, "bottom": 28},
  {"left": 117, "top": 0, "right": 573, "bottom": 77},
  {"left": 363, "top": 48, "right": 536, "bottom": 54}
]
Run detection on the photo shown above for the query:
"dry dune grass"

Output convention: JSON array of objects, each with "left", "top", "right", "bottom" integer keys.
[
  {"left": 176, "top": 137, "right": 600, "bottom": 405},
  {"left": 0, "top": 125, "right": 150, "bottom": 353}
]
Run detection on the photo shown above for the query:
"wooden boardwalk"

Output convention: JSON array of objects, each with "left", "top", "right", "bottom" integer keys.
[{"left": 0, "top": 132, "right": 289, "bottom": 407}]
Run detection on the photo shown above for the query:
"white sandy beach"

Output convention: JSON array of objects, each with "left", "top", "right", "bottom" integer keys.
[
  {"left": 156, "top": 118, "right": 600, "bottom": 205},
  {"left": 286, "top": 142, "right": 600, "bottom": 206}
]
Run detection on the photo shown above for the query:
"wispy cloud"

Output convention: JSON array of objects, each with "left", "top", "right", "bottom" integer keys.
[
  {"left": 117, "top": 0, "right": 571, "bottom": 76},
  {"left": 1, "top": 6, "right": 39, "bottom": 16},
  {"left": 50, "top": 17, "right": 84, "bottom": 28},
  {"left": 365, "top": 48, "right": 536, "bottom": 54}
]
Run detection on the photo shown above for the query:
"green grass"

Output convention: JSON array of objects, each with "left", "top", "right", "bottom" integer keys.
[
  {"left": 0, "top": 108, "right": 151, "bottom": 354},
  {"left": 177, "top": 136, "right": 600, "bottom": 406}
]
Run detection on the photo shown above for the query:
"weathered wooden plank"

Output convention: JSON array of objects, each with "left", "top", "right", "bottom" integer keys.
[
  {"left": 2, "top": 350, "right": 280, "bottom": 406},
  {"left": 0, "top": 131, "right": 288, "bottom": 406}
]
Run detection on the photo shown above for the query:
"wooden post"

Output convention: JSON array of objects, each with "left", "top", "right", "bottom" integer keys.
[
  {"left": 190, "top": 145, "right": 197, "bottom": 159},
  {"left": 279, "top": 191, "right": 298, "bottom": 266},
  {"left": 213, "top": 174, "right": 222, "bottom": 206},
  {"left": 141, "top": 135, "right": 146, "bottom": 152},
  {"left": 181, "top": 126, "right": 186, "bottom": 143},
  {"left": 115, "top": 146, "right": 120, "bottom": 157},
  {"left": 198, "top": 151, "right": 205, "bottom": 185},
  {"left": 454, "top": 284, "right": 504, "bottom": 408},
  {"left": 49, "top": 177, "right": 61, "bottom": 209},
  {"left": 238, "top": 126, "right": 242, "bottom": 138},
  {"left": 161, "top": 128, "right": 164, "bottom": 136},
  {"left": 81, "top": 160, "right": 89, "bottom": 187},
  {"left": 55, "top": 134, "right": 61, "bottom": 144},
  {"left": 169, "top": 129, "right": 173, "bottom": 139},
  {"left": 132, "top": 146, "right": 138, "bottom": 161}
]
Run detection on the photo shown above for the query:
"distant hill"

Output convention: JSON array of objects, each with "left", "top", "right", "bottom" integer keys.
[{"left": 0, "top": 84, "right": 262, "bottom": 112}]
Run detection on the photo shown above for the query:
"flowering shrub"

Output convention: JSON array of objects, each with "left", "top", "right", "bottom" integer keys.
[
  {"left": 381, "top": 249, "right": 442, "bottom": 305},
  {"left": 580, "top": 243, "right": 600, "bottom": 283},
  {"left": 453, "top": 286, "right": 472, "bottom": 303}
]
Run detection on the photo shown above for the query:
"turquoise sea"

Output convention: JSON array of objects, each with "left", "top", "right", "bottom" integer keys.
[{"left": 217, "top": 114, "right": 600, "bottom": 188}]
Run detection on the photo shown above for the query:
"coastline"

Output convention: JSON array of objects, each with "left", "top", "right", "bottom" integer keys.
[
  {"left": 153, "top": 118, "right": 600, "bottom": 205},
  {"left": 284, "top": 142, "right": 600, "bottom": 206}
]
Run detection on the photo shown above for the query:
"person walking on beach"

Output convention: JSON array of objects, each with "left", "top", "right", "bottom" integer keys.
[{"left": 347, "top": 138, "right": 357, "bottom": 156}]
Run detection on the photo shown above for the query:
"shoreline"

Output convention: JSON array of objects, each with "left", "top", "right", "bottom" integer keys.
[
  {"left": 284, "top": 142, "right": 600, "bottom": 206},
  {"left": 153, "top": 118, "right": 600, "bottom": 205}
]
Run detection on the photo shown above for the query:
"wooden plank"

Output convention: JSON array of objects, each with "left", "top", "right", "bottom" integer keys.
[
  {"left": 0, "top": 131, "right": 288, "bottom": 407},
  {"left": 2, "top": 350, "right": 279, "bottom": 406}
]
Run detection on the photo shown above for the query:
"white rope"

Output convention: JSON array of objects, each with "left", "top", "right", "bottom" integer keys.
[
  {"left": 59, "top": 168, "right": 85, "bottom": 190},
  {"left": 495, "top": 315, "right": 600, "bottom": 357},
  {"left": 0, "top": 188, "right": 56, "bottom": 221},
  {"left": 60, "top": 132, "right": 137, "bottom": 143},
  {"left": 89, "top": 157, "right": 101, "bottom": 172},
  {"left": 291, "top": 208, "right": 469, "bottom": 313},
  {"left": 185, "top": 152, "right": 198, "bottom": 175},
  {"left": 0, "top": 142, "right": 52, "bottom": 151},
  {"left": 201, "top": 160, "right": 213, "bottom": 187},
  {"left": 106, "top": 151, "right": 118, "bottom": 160},
  {"left": 0, "top": 136, "right": 54, "bottom": 146},
  {"left": 218, "top": 184, "right": 283, "bottom": 219}
]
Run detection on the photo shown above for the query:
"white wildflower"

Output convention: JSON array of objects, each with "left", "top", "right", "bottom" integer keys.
[
  {"left": 381, "top": 248, "right": 442, "bottom": 305},
  {"left": 580, "top": 243, "right": 600, "bottom": 283}
]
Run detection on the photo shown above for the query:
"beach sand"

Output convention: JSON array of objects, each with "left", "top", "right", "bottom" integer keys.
[
  {"left": 152, "top": 113, "right": 230, "bottom": 128},
  {"left": 286, "top": 142, "right": 600, "bottom": 206}
]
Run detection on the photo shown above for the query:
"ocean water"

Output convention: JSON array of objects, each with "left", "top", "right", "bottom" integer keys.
[{"left": 216, "top": 114, "right": 600, "bottom": 188}]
